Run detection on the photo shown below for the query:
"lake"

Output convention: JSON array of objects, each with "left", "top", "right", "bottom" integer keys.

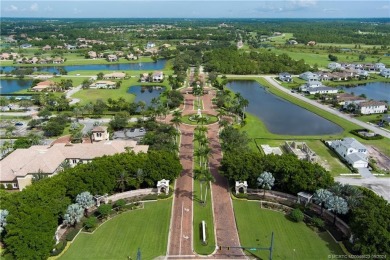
[
  {"left": 0, "top": 59, "right": 167, "bottom": 74},
  {"left": 0, "top": 79, "right": 33, "bottom": 94},
  {"left": 227, "top": 80, "right": 343, "bottom": 135},
  {"left": 338, "top": 82, "right": 390, "bottom": 103},
  {"left": 127, "top": 85, "right": 165, "bottom": 107}
]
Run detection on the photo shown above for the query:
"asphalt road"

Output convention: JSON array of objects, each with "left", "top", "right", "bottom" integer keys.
[{"left": 335, "top": 177, "right": 390, "bottom": 202}]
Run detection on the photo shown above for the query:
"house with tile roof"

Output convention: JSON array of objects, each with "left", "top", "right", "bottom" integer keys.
[
  {"left": 358, "top": 101, "right": 387, "bottom": 115},
  {"left": 0, "top": 140, "right": 149, "bottom": 190}
]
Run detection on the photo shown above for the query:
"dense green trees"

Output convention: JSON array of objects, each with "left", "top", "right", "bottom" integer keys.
[
  {"left": 204, "top": 48, "right": 312, "bottom": 74},
  {"left": 0, "top": 150, "right": 181, "bottom": 259}
]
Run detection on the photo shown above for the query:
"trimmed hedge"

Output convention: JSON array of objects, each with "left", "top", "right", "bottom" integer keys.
[
  {"left": 350, "top": 129, "right": 383, "bottom": 140},
  {"left": 65, "top": 228, "right": 80, "bottom": 242},
  {"left": 50, "top": 241, "right": 67, "bottom": 256}
]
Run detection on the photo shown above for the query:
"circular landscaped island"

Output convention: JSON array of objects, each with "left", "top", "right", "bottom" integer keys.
[{"left": 182, "top": 114, "right": 219, "bottom": 125}]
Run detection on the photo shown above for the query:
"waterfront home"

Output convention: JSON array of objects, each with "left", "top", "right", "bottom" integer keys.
[
  {"left": 380, "top": 68, "right": 390, "bottom": 78},
  {"left": 299, "top": 71, "right": 319, "bottom": 81},
  {"left": 88, "top": 51, "right": 97, "bottom": 59},
  {"left": 329, "top": 138, "right": 368, "bottom": 168},
  {"left": 31, "top": 80, "right": 56, "bottom": 92},
  {"left": 328, "top": 62, "right": 342, "bottom": 71},
  {"left": 374, "top": 63, "right": 386, "bottom": 71},
  {"left": 66, "top": 44, "right": 77, "bottom": 50},
  {"left": 89, "top": 80, "right": 116, "bottom": 89},
  {"left": 278, "top": 72, "right": 293, "bottom": 82},
  {"left": 358, "top": 101, "right": 387, "bottom": 115},
  {"left": 334, "top": 93, "right": 366, "bottom": 106},
  {"left": 152, "top": 71, "right": 164, "bottom": 82},
  {"left": 103, "top": 72, "right": 126, "bottom": 79},
  {"left": 306, "top": 86, "right": 338, "bottom": 95},
  {"left": 0, "top": 140, "right": 149, "bottom": 190},
  {"left": 53, "top": 58, "right": 64, "bottom": 64},
  {"left": 299, "top": 81, "right": 323, "bottom": 92},
  {"left": 126, "top": 53, "right": 138, "bottom": 60},
  {"left": 107, "top": 54, "right": 118, "bottom": 62},
  {"left": 140, "top": 73, "right": 149, "bottom": 82}
]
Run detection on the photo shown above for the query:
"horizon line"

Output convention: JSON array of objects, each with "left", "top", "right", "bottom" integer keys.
[{"left": 2, "top": 16, "right": 390, "bottom": 19}]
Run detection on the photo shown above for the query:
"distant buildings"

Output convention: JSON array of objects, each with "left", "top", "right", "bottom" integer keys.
[
  {"left": 299, "top": 72, "right": 319, "bottom": 81},
  {"left": 146, "top": 42, "right": 155, "bottom": 49},
  {"left": 103, "top": 72, "right": 126, "bottom": 79},
  {"left": 89, "top": 80, "right": 116, "bottom": 89},
  {"left": 278, "top": 72, "right": 292, "bottom": 82},
  {"left": 31, "top": 80, "right": 56, "bottom": 92}
]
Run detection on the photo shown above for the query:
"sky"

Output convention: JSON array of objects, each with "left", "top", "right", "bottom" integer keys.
[{"left": 1, "top": 0, "right": 389, "bottom": 19}]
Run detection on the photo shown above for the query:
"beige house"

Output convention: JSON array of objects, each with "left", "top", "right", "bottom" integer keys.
[
  {"left": 103, "top": 72, "right": 126, "bottom": 79},
  {"left": 42, "top": 45, "right": 52, "bottom": 51},
  {"left": 91, "top": 126, "right": 109, "bottom": 141},
  {"left": 0, "top": 140, "right": 149, "bottom": 190},
  {"left": 31, "top": 80, "right": 56, "bottom": 92},
  {"left": 88, "top": 51, "right": 97, "bottom": 59},
  {"left": 107, "top": 54, "right": 118, "bottom": 62}
]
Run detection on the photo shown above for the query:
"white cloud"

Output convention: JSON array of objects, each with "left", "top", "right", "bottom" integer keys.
[
  {"left": 30, "top": 3, "right": 39, "bottom": 11},
  {"left": 5, "top": 5, "right": 18, "bottom": 12},
  {"left": 378, "top": 5, "right": 389, "bottom": 10},
  {"left": 73, "top": 8, "right": 81, "bottom": 14},
  {"left": 44, "top": 6, "right": 53, "bottom": 12}
]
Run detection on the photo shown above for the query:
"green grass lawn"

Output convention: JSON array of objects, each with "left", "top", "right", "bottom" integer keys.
[
  {"left": 60, "top": 200, "right": 172, "bottom": 260},
  {"left": 233, "top": 200, "right": 344, "bottom": 259}
]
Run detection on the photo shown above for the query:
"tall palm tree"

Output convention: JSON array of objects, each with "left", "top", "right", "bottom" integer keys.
[
  {"left": 171, "top": 116, "right": 182, "bottom": 130},
  {"left": 116, "top": 171, "right": 130, "bottom": 192},
  {"left": 172, "top": 110, "right": 182, "bottom": 118},
  {"left": 197, "top": 116, "right": 208, "bottom": 126},
  {"left": 257, "top": 171, "right": 275, "bottom": 197},
  {"left": 240, "top": 98, "right": 249, "bottom": 119},
  {"left": 194, "top": 168, "right": 214, "bottom": 204},
  {"left": 313, "top": 188, "right": 333, "bottom": 216}
]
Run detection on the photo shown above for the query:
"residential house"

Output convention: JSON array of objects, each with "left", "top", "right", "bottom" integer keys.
[
  {"left": 20, "top": 43, "right": 32, "bottom": 49},
  {"left": 305, "top": 86, "right": 338, "bottom": 95},
  {"left": 0, "top": 140, "right": 149, "bottom": 190},
  {"left": 126, "top": 53, "right": 138, "bottom": 60},
  {"left": 356, "top": 69, "right": 369, "bottom": 78},
  {"left": 380, "top": 68, "right": 390, "bottom": 78},
  {"left": 374, "top": 63, "right": 386, "bottom": 71},
  {"left": 152, "top": 71, "right": 164, "bottom": 82},
  {"left": 140, "top": 73, "right": 149, "bottom": 83},
  {"left": 103, "top": 72, "right": 126, "bottom": 79},
  {"left": 285, "top": 141, "right": 318, "bottom": 162},
  {"left": 88, "top": 51, "right": 97, "bottom": 59},
  {"left": 363, "top": 63, "right": 375, "bottom": 71},
  {"left": 31, "top": 80, "right": 56, "bottom": 92},
  {"left": 307, "top": 41, "right": 316, "bottom": 46},
  {"left": 66, "top": 45, "right": 77, "bottom": 50},
  {"left": 53, "top": 58, "right": 64, "bottom": 64},
  {"left": 287, "top": 40, "right": 298, "bottom": 45},
  {"left": 42, "top": 45, "right": 51, "bottom": 51},
  {"left": 328, "top": 62, "right": 342, "bottom": 71},
  {"left": 299, "top": 81, "right": 323, "bottom": 92},
  {"left": 329, "top": 137, "right": 368, "bottom": 168},
  {"left": 358, "top": 101, "right": 387, "bottom": 115},
  {"left": 278, "top": 72, "right": 292, "bottom": 82},
  {"left": 107, "top": 54, "right": 118, "bottom": 62},
  {"left": 90, "top": 80, "right": 116, "bottom": 89},
  {"left": 91, "top": 126, "right": 109, "bottom": 142},
  {"left": 299, "top": 72, "right": 319, "bottom": 81},
  {"left": 146, "top": 42, "right": 155, "bottom": 49},
  {"left": 334, "top": 93, "right": 366, "bottom": 106}
]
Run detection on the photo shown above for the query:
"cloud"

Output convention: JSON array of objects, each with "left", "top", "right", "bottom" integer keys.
[
  {"left": 253, "top": 0, "right": 317, "bottom": 14},
  {"left": 73, "top": 8, "right": 81, "bottom": 14},
  {"left": 323, "top": 8, "right": 340, "bottom": 13},
  {"left": 378, "top": 5, "right": 389, "bottom": 10},
  {"left": 5, "top": 5, "right": 18, "bottom": 12},
  {"left": 30, "top": 3, "right": 38, "bottom": 11}
]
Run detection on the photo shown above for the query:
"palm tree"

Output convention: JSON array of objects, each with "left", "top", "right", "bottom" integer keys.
[
  {"left": 197, "top": 116, "right": 208, "bottom": 126},
  {"left": 202, "top": 169, "right": 214, "bottom": 205},
  {"left": 325, "top": 195, "right": 349, "bottom": 226},
  {"left": 195, "top": 126, "right": 208, "bottom": 135},
  {"left": 172, "top": 110, "right": 182, "bottom": 118},
  {"left": 198, "top": 146, "right": 211, "bottom": 169},
  {"left": 194, "top": 168, "right": 214, "bottom": 204},
  {"left": 257, "top": 171, "right": 275, "bottom": 197},
  {"left": 313, "top": 188, "right": 333, "bottom": 216},
  {"left": 171, "top": 116, "right": 182, "bottom": 130},
  {"left": 240, "top": 98, "right": 249, "bottom": 119},
  {"left": 116, "top": 171, "right": 130, "bottom": 192}
]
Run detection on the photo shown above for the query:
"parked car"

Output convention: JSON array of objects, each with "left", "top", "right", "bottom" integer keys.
[{"left": 15, "top": 122, "right": 23, "bottom": 126}]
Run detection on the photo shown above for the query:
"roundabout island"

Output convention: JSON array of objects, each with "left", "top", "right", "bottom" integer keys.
[{"left": 182, "top": 109, "right": 219, "bottom": 125}]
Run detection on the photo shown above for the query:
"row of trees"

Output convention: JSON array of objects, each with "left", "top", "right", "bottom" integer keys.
[{"left": 0, "top": 150, "right": 182, "bottom": 259}]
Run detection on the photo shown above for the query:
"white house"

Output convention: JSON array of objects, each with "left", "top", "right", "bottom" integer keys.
[
  {"left": 305, "top": 86, "right": 338, "bottom": 95},
  {"left": 90, "top": 80, "right": 116, "bottom": 89},
  {"left": 380, "top": 68, "right": 390, "bottom": 78},
  {"left": 146, "top": 42, "right": 155, "bottom": 49},
  {"left": 107, "top": 54, "right": 118, "bottom": 62},
  {"left": 374, "top": 63, "right": 386, "bottom": 71},
  {"left": 299, "top": 72, "right": 319, "bottom": 81},
  {"left": 152, "top": 71, "right": 164, "bottom": 82},
  {"left": 328, "top": 62, "right": 342, "bottom": 71},
  {"left": 299, "top": 81, "right": 324, "bottom": 92},
  {"left": 278, "top": 72, "right": 292, "bottom": 82},
  {"left": 329, "top": 138, "right": 368, "bottom": 168},
  {"left": 20, "top": 43, "right": 32, "bottom": 49},
  {"left": 358, "top": 101, "right": 387, "bottom": 115}
]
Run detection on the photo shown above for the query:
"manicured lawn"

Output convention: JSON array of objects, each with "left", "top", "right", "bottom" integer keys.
[
  {"left": 233, "top": 200, "right": 344, "bottom": 259},
  {"left": 60, "top": 200, "right": 172, "bottom": 260}
]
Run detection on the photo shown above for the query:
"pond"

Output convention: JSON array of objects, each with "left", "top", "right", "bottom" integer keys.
[
  {"left": 338, "top": 82, "right": 390, "bottom": 103},
  {"left": 0, "top": 79, "right": 33, "bottom": 94},
  {"left": 127, "top": 85, "right": 165, "bottom": 107},
  {"left": 227, "top": 80, "right": 343, "bottom": 135},
  {"left": 0, "top": 59, "right": 167, "bottom": 74}
]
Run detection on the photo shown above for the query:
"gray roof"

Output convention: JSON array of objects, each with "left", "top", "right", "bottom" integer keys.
[
  {"left": 346, "top": 152, "right": 367, "bottom": 163},
  {"left": 341, "top": 137, "right": 367, "bottom": 150},
  {"left": 307, "top": 86, "right": 337, "bottom": 92}
]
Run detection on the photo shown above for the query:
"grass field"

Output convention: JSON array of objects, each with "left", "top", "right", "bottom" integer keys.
[
  {"left": 233, "top": 200, "right": 344, "bottom": 259},
  {"left": 60, "top": 200, "right": 172, "bottom": 260}
]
